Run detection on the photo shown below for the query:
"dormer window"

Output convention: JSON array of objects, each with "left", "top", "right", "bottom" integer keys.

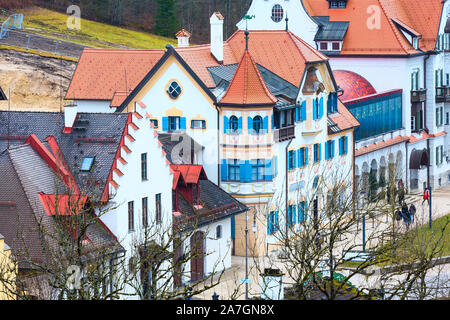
[
  {"left": 328, "top": 0, "right": 347, "bottom": 8},
  {"left": 317, "top": 41, "right": 342, "bottom": 52},
  {"left": 80, "top": 157, "right": 95, "bottom": 172}
]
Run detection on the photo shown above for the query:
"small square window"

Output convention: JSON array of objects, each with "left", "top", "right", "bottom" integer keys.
[
  {"left": 191, "top": 120, "right": 206, "bottom": 129},
  {"left": 319, "top": 42, "right": 328, "bottom": 51},
  {"left": 80, "top": 157, "right": 95, "bottom": 172},
  {"left": 332, "top": 42, "right": 340, "bottom": 51},
  {"left": 150, "top": 119, "right": 158, "bottom": 128}
]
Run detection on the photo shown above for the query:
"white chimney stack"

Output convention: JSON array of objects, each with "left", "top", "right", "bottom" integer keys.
[
  {"left": 176, "top": 29, "right": 191, "bottom": 48},
  {"left": 64, "top": 104, "right": 78, "bottom": 130},
  {"left": 210, "top": 12, "right": 224, "bottom": 63}
]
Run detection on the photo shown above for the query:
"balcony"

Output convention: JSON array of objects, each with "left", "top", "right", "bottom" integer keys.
[
  {"left": 411, "top": 89, "right": 427, "bottom": 103},
  {"left": 274, "top": 125, "right": 295, "bottom": 142},
  {"left": 436, "top": 86, "right": 450, "bottom": 103}
]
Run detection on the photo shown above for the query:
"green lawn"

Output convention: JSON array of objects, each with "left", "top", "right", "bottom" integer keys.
[{"left": 19, "top": 7, "right": 177, "bottom": 49}]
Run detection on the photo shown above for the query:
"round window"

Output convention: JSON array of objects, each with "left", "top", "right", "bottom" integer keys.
[
  {"left": 271, "top": 4, "right": 284, "bottom": 23},
  {"left": 167, "top": 81, "right": 182, "bottom": 99}
]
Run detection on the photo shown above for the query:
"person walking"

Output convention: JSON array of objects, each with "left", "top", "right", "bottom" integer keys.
[
  {"left": 409, "top": 203, "right": 416, "bottom": 224},
  {"left": 401, "top": 202, "right": 410, "bottom": 230}
]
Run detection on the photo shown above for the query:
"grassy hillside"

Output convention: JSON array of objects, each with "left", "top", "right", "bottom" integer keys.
[{"left": 19, "top": 7, "right": 177, "bottom": 49}]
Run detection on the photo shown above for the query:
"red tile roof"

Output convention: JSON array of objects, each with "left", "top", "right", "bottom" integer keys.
[
  {"left": 356, "top": 135, "right": 410, "bottom": 156},
  {"left": 38, "top": 193, "right": 88, "bottom": 216},
  {"left": 329, "top": 100, "right": 360, "bottom": 132},
  {"left": 303, "top": 0, "right": 443, "bottom": 55},
  {"left": 219, "top": 50, "right": 277, "bottom": 105},
  {"left": 66, "top": 49, "right": 165, "bottom": 101}
]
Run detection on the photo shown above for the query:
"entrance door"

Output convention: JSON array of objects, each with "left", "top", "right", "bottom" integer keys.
[{"left": 190, "top": 231, "right": 204, "bottom": 282}]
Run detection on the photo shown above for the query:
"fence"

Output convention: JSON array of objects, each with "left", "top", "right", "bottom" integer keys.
[{"left": 0, "top": 10, "right": 24, "bottom": 40}]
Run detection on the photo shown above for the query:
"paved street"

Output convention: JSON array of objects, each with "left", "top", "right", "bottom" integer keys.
[{"left": 194, "top": 186, "right": 450, "bottom": 300}]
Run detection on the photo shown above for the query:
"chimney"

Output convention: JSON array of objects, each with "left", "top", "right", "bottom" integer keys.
[
  {"left": 176, "top": 29, "right": 191, "bottom": 47},
  {"left": 210, "top": 12, "right": 224, "bottom": 63},
  {"left": 64, "top": 104, "right": 78, "bottom": 133}
]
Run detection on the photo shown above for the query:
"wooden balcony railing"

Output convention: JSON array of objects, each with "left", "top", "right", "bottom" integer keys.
[
  {"left": 436, "top": 86, "right": 450, "bottom": 103},
  {"left": 411, "top": 89, "right": 427, "bottom": 103},
  {"left": 274, "top": 125, "right": 295, "bottom": 142}
]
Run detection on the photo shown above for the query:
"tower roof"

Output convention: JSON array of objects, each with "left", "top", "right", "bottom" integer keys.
[{"left": 219, "top": 50, "right": 277, "bottom": 106}]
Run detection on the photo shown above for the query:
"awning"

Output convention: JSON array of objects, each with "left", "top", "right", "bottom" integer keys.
[{"left": 410, "top": 149, "right": 429, "bottom": 170}]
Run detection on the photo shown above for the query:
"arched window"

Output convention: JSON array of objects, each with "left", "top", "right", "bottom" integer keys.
[
  {"left": 167, "top": 81, "right": 182, "bottom": 99},
  {"left": 216, "top": 225, "right": 222, "bottom": 239},
  {"left": 253, "top": 115, "right": 263, "bottom": 134},
  {"left": 271, "top": 4, "right": 284, "bottom": 23},
  {"left": 229, "top": 115, "right": 238, "bottom": 133}
]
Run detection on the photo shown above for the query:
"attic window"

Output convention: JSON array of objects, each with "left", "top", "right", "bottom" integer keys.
[
  {"left": 271, "top": 4, "right": 284, "bottom": 23},
  {"left": 329, "top": 0, "right": 347, "bottom": 8},
  {"left": 167, "top": 81, "right": 182, "bottom": 99},
  {"left": 80, "top": 157, "right": 95, "bottom": 172}
]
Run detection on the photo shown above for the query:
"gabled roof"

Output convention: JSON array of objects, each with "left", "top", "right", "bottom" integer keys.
[
  {"left": 219, "top": 50, "right": 277, "bottom": 106},
  {"left": 304, "top": 0, "right": 443, "bottom": 55},
  {"left": 65, "top": 49, "right": 165, "bottom": 101},
  {"left": 170, "top": 164, "right": 207, "bottom": 185}
]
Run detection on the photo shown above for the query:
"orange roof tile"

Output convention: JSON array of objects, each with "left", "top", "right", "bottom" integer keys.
[
  {"left": 219, "top": 50, "right": 277, "bottom": 105},
  {"left": 303, "top": 0, "right": 443, "bottom": 55},
  {"left": 66, "top": 49, "right": 164, "bottom": 101},
  {"left": 176, "top": 29, "right": 191, "bottom": 37},
  {"left": 356, "top": 135, "right": 410, "bottom": 157}
]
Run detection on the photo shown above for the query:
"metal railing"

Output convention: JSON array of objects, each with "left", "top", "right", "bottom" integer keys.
[{"left": 0, "top": 12, "right": 23, "bottom": 40}]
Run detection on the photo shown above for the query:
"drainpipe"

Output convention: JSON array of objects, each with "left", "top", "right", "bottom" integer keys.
[
  {"left": 216, "top": 104, "right": 221, "bottom": 187},
  {"left": 424, "top": 53, "right": 430, "bottom": 133}
]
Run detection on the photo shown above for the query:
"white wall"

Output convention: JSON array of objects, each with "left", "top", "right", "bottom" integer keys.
[
  {"left": 237, "top": 0, "right": 319, "bottom": 45},
  {"left": 73, "top": 100, "right": 115, "bottom": 113},
  {"left": 138, "top": 59, "right": 219, "bottom": 183}
]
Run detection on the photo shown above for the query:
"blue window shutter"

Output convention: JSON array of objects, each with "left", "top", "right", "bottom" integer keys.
[
  {"left": 297, "top": 149, "right": 301, "bottom": 168},
  {"left": 239, "top": 161, "right": 246, "bottom": 181},
  {"left": 319, "top": 97, "right": 324, "bottom": 119},
  {"left": 313, "top": 99, "right": 317, "bottom": 120},
  {"left": 231, "top": 215, "right": 235, "bottom": 239},
  {"left": 325, "top": 141, "right": 329, "bottom": 160},
  {"left": 345, "top": 136, "right": 349, "bottom": 155},
  {"left": 238, "top": 117, "right": 243, "bottom": 134},
  {"left": 293, "top": 204, "right": 297, "bottom": 224},
  {"left": 319, "top": 143, "right": 322, "bottom": 161},
  {"left": 295, "top": 106, "right": 299, "bottom": 122},
  {"left": 224, "top": 116, "right": 229, "bottom": 134},
  {"left": 248, "top": 116, "right": 253, "bottom": 134},
  {"left": 221, "top": 159, "right": 228, "bottom": 181},
  {"left": 271, "top": 114, "right": 274, "bottom": 129},
  {"left": 180, "top": 117, "right": 186, "bottom": 130},
  {"left": 301, "top": 101, "right": 307, "bottom": 121},
  {"left": 162, "top": 117, "right": 168, "bottom": 131},
  {"left": 331, "top": 140, "right": 334, "bottom": 158},
  {"left": 327, "top": 94, "right": 331, "bottom": 114},
  {"left": 339, "top": 137, "right": 343, "bottom": 156},
  {"left": 263, "top": 116, "right": 269, "bottom": 133},
  {"left": 305, "top": 146, "right": 309, "bottom": 165},
  {"left": 293, "top": 149, "right": 297, "bottom": 168},
  {"left": 264, "top": 159, "right": 272, "bottom": 181}
]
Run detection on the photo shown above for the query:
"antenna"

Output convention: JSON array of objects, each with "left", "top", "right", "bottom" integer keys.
[{"left": 285, "top": 12, "right": 289, "bottom": 31}]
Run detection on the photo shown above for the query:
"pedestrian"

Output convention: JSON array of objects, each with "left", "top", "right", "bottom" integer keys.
[
  {"left": 395, "top": 209, "right": 402, "bottom": 222},
  {"left": 409, "top": 203, "right": 416, "bottom": 224},
  {"left": 401, "top": 202, "right": 410, "bottom": 230},
  {"left": 398, "top": 185, "right": 405, "bottom": 206},
  {"left": 314, "top": 231, "right": 321, "bottom": 250}
]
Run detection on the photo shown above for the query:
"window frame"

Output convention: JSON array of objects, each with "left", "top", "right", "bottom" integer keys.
[
  {"left": 168, "top": 116, "right": 181, "bottom": 131},
  {"left": 252, "top": 115, "right": 263, "bottom": 134},
  {"left": 251, "top": 159, "right": 265, "bottom": 181},
  {"left": 167, "top": 81, "right": 182, "bottom": 99},
  {"left": 229, "top": 115, "right": 239, "bottom": 133},
  {"left": 128, "top": 201, "right": 134, "bottom": 232},
  {"left": 228, "top": 159, "right": 240, "bottom": 181},
  {"left": 142, "top": 197, "right": 148, "bottom": 228},
  {"left": 80, "top": 156, "right": 95, "bottom": 172},
  {"left": 141, "top": 153, "right": 148, "bottom": 181},
  {"left": 155, "top": 193, "right": 162, "bottom": 224},
  {"left": 191, "top": 119, "right": 206, "bottom": 129},
  {"left": 271, "top": 4, "right": 284, "bottom": 23}
]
